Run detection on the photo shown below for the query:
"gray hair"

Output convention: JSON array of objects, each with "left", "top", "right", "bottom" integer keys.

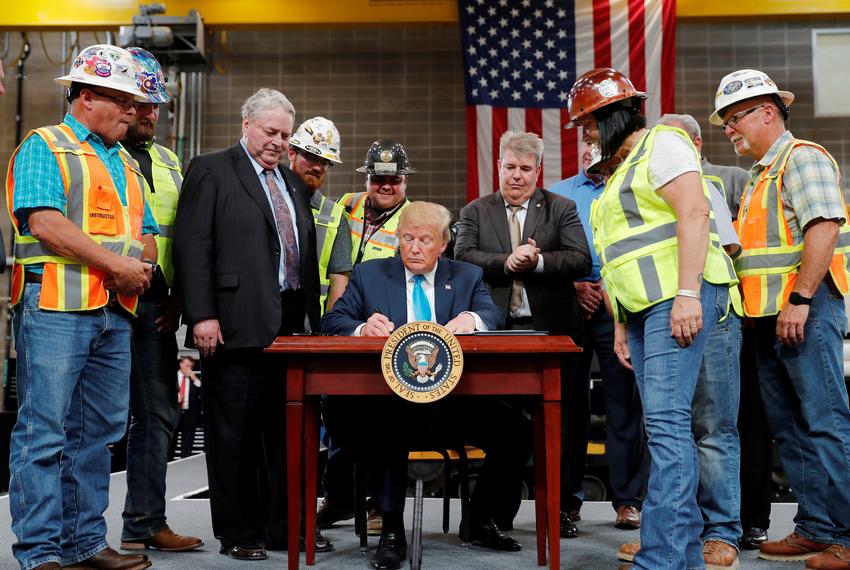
[
  {"left": 398, "top": 201, "right": 452, "bottom": 242},
  {"left": 657, "top": 113, "right": 701, "bottom": 141},
  {"left": 499, "top": 130, "right": 544, "bottom": 166},
  {"left": 241, "top": 88, "right": 296, "bottom": 122}
]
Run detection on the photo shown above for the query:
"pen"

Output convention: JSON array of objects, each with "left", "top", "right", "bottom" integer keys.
[{"left": 374, "top": 307, "right": 384, "bottom": 315}]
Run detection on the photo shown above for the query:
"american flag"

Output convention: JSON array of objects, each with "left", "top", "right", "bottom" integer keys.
[{"left": 460, "top": 0, "right": 676, "bottom": 201}]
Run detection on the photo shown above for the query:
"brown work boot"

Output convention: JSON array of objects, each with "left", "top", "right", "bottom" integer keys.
[
  {"left": 806, "top": 545, "right": 850, "bottom": 569},
  {"left": 704, "top": 540, "right": 740, "bottom": 569},
  {"left": 759, "top": 532, "right": 831, "bottom": 561},
  {"left": 121, "top": 526, "right": 203, "bottom": 552},
  {"left": 617, "top": 541, "right": 640, "bottom": 562},
  {"left": 63, "top": 547, "right": 151, "bottom": 569}
]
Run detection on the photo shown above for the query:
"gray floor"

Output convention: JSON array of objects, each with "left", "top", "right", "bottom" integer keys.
[{"left": 0, "top": 454, "right": 802, "bottom": 569}]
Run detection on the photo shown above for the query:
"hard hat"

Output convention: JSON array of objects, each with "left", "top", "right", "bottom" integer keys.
[
  {"left": 55, "top": 44, "right": 148, "bottom": 102},
  {"left": 355, "top": 140, "right": 416, "bottom": 175},
  {"left": 127, "top": 47, "right": 171, "bottom": 104},
  {"left": 709, "top": 69, "right": 794, "bottom": 126},
  {"left": 566, "top": 68, "right": 646, "bottom": 126},
  {"left": 290, "top": 116, "right": 342, "bottom": 164}
]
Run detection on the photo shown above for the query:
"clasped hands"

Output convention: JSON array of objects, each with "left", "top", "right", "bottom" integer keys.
[
  {"left": 505, "top": 238, "right": 540, "bottom": 274},
  {"left": 102, "top": 257, "right": 153, "bottom": 297}
]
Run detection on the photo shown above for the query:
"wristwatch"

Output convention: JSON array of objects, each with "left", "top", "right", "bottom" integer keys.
[{"left": 788, "top": 292, "right": 812, "bottom": 306}]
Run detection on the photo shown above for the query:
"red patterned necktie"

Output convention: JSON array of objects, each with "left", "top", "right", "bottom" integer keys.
[{"left": 264, "top": 169, "right": 301, "bottom": 290}]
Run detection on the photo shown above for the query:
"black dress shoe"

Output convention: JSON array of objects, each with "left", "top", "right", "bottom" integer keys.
[
  {"left": 560, "top": 511, "right": 578, "bottom": 538},
  {"left": 470, "top": 519, "right": 522, "bottom": 552},
  {"left": 219, "top": 541, "right": 268, "bottom": 561},
  {"left": 740, "top": 527, "right": 768, "bottom": 550},
  {"left": 371, "top": 531, "right": 407, "bottom": 570}
]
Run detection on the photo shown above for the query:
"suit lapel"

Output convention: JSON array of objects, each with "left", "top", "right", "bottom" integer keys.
[
  {"left": 230, "top": 144, "right": 277, "bottom": 232},
  {"left": 522, "top": 188, "right": 545, "bottom": 242},
  {"left": 434, "top": 261, "right": 453, "bottom": 325},
  {"left": 386, "top": 258, "right": 408, "bottom": 325},
  {"left": 484, "top": 193, "right": 513, "bottom": 253}
]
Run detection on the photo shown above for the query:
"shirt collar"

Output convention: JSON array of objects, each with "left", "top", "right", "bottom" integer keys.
[
  {"left": 239, "top": 139, "right": 283, "bottom": 182},
  {"left": 64, "top": 113, "right": 118, "bottom": 153},
  {"left": 576, "top": 168, "right": 605, "bottom": 190},
  {"left": 405, "top": 261, "right": 438, "bottom": 286},
  {"left": 756, "top": 130, "right": 794, "bottom": 169},
  {"left": 503, "top": 198, "right": 530, "bottom": 210}
]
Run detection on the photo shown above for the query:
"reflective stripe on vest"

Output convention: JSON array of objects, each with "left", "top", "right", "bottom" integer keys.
[
  {"left": 590, "top": 125, "right": 739, "bottom": 322},
  {"left": 145, "top": 142, "right": 182, "bottom": 286},
  {"left": 313, "top": 193, "right": 344, "bottom": 315},
  {"left": 340, "top": 192, "right": 407, "bottom": 264},
  {"left": 735, "top": 139, "right": 850, "bottom": 316},
  {"left": 5, "top": 123, "right": 145, "bottom": 314}
]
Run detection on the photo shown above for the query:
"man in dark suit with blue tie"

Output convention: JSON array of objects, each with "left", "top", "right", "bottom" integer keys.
[{"left": 322, "top": 201, "right": 531, "bottom": 570}]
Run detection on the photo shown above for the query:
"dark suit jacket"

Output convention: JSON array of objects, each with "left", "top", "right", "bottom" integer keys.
[
  {"left": 321, "top": 256, "right": 503, "bottom": 335},
  {"left": 454, "top": 188, "right": 591, "bottom": 341},
  {"left": 173, "top": 143, "right": 320, "bottom": 349}
]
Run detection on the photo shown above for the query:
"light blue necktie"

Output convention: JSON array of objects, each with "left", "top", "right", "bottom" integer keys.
[{"left": 412, "top": 274, "right": 431, "bottom": 321}]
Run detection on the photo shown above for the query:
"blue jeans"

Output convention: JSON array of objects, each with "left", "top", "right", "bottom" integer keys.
[
  {"left": 122, "top": 299, "right": 179, "bottom": 540},
  {"left": 9, "top": 283, "right": 132, "bottom": 569},
  {"left": 754, "top": 281, "right": 850, "bottom": 546},
  {"left": 693, "top": 313, "right": 742, "bottom": 547},
  {"left": 627, "top": 281, "right": 726, "bottom": 570}
]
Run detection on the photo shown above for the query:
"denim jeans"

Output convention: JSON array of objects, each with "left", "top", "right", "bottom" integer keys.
[
  {"left": 9, "top": 283, "right": 132, "bottom": 569},
  {"left": 627, "top": 281, "right": 726, "bottom": 570},
  {"left": 693, "top": 312, "right": 742, "bottom": 547},
  {"left": 754, "top": 281, "right": 850, "bottom": 546},
  {"left": 122, "top": 299, "right": 179, "bottom": 540}
]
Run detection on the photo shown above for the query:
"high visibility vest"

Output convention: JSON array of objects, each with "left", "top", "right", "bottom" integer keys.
[
  {"left": 734, "top": 138, "right": 850, "bottom": 316},
  {"left": 5, "top": 123, "right": 146, "bottom": 315},
  {"left": 704, "top": 174, "right": 725, "bottom": 197},
  {"left": 590, "top": 125, "right": 740, "bottom": 322},
  {"left": 339, "top": 192, "right": 408, "bottom": 264},
  {"left": 312, "top": 193, "right": 346, "bottom": 315},
  {"left": 143, "top": 142, "right": 182, "bottom": 287}
]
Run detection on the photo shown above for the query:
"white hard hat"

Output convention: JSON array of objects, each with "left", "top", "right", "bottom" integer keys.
[
  {"left": 55, "top": 44, "right": 148, "bottom": 102},
  {"left": 709, "top": 69, "right": 794, "bottom": 126},
  {"left": 290, "top": 116, "right": 342, "bottom": 164}
]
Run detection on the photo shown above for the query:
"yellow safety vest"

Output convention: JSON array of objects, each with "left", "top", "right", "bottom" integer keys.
[
  {"left": 6, "top": 124, "right": 146, "bottom": 315},
  {"left": 590, "top": 125, "right": 740, "bottom": 322},
  {"left": 312, "top": 193, "right": 346, "bottom": 315},
  {"left": 134, "top": 141, "right": 182, "bottom": 287},
  {"left": 735, "top": 138, "right": 850, "bottom": 316},
  {"left": 339, "top": 192, "right": 408, "bottom": 264}
]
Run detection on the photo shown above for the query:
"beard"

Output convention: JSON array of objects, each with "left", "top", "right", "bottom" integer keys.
[
  {"left": 125, "top": 121, "right": 155, "bottom": 146},
  {"left": 301, "top": 170, "right": 326, "bottom": 192}
]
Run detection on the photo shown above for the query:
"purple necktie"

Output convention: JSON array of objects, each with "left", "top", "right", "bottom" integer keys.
[{"left": 264, "top": 169, "right": 301, "bottom": 290}]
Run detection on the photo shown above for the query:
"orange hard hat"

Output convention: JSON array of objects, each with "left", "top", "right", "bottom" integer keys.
[{"left": 566, "top": 68, "right": 646, "bottom": 126}]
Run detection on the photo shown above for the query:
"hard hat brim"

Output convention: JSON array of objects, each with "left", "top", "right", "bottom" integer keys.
[
  {"left": 357, "top": 167, "right": 416, "bottom": 175},
  {"left": 709, "top": 90, "right": 794, "bottom": 126},
  {"left": 55, "top": 75, "right": 149, "bottom": 103},
  {"left": 289, "top": 140, "right": 343, "bottom": 164}
]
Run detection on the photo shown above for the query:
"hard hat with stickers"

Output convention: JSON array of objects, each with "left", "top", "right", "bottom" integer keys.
[
  {"left": 709, "top": 69, "right": 794, "bottom": 126},
  {"left": 290, "top": 116, "right": 343, "bottom": 164},
  {"left": 55, "top": 44, "right": 148, "bottom": 102}
]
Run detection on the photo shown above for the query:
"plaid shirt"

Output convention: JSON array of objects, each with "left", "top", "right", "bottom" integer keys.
[
  {"left": 742, "top": 130, "right": 845, "bottom": 245},
  {"left": 359, "top": 197, "right": 406, "bottom": 255}
]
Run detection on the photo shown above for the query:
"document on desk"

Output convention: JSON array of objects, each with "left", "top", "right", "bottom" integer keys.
[{"left": 457, "top": 330, "right": 549, "bottom": 336}]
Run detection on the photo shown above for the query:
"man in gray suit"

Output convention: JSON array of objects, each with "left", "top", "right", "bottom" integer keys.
[{"left": 454, "top": 130, "right": 592, "bottom": 529}]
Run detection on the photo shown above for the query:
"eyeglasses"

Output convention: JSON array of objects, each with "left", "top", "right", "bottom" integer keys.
[
  {"left": 87, "top": 88, "right": 138, "bottom": 112},
  {"left": 719, "top": 104, "right": 766, "bottom": 131},
  {"left": 295, "top": 147, "right": 334, "bottom": 169}
]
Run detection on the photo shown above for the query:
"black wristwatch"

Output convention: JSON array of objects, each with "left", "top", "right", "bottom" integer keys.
[{"left": 788, "top": 292, "right": 812, "bottom": 306}]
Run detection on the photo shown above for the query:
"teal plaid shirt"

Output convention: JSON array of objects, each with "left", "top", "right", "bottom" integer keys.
[
  {"left": 742, "top": 130, "right": 845, "bottom": 245},
  {"left": 11, "top": 114, "right": 159, "bottom": 272}
]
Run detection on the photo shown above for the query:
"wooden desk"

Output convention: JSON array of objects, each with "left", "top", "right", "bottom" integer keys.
[{"left": 267, "top": 335, "right": 579, "bottom": 570}]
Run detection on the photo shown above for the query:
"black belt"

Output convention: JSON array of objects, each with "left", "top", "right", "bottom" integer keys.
[
  {"left": 507, "top": 316, "right": 534, "bottom": 326},
  {"left": 24, "top": 272, "right": 43, "bottom": 284}
]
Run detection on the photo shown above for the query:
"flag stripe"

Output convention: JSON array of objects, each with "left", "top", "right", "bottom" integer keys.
[
  {"left": 611, "top": 0, "right": 630, "bottom": 76},
  {"left": 542, "top": 108, "right": 562, "bottom": 188},
  {"left": 661, "top": 0, "right": 676, "bottom": 114},
  {"left": 492, "top": 106, "right": 508, "bottom": 194},
  {"left": 466, "top": 105, "right": 480, "bottom": 203},
  {"left": 593, "top": 0, "right": 612, "bottom": 68},
  {"left": 476, "top": 104, "right": 492, "bottom": 199},
  {"left": 628, "top": 0, "right": 646, "bottom": 93}
]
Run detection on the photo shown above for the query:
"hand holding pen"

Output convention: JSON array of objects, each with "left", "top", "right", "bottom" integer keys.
[{"left": 360, "top": 307, "right": 396, "bottom": 337}]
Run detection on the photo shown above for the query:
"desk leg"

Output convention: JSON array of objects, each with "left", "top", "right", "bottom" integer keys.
[
  {"left": 304, "top": 402, "right": 320, "bottom": 566},
  {"left": 544, "top": 401, "right": 561, "bottom": 570},
  {"left": 532, "top": 404, "right": 547, "bottom": 566},
  {"left": 287, "top": 402, "right": 303, "bottom": 570}
]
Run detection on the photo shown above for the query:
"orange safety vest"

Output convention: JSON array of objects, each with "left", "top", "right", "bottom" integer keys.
[
  {"left": 5, "top": 123, "right": 146, "bottom": 315},
  {"left": 734, "top": 138, "right": 850, "bottom": 316},
  {"left": 339, "top": 192, "right": 407, "bottom": 264}
]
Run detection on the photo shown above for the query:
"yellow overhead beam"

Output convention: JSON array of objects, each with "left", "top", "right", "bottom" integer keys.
[{"left": 2, "top": 0, "right": 850, "bottom": 29}]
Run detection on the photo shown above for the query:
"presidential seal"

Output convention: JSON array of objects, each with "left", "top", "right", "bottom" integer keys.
[{"left": 381, "top": 322, "right": 464, "bottom": 403}]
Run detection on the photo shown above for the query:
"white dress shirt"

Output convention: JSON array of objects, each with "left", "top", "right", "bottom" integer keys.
[{"left": 503, "top": 197, "right": 544, "bottom": 318}]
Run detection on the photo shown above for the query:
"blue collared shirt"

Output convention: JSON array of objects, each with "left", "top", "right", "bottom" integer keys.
[
  {"left": 12, "top": 114, "right": 159, "bottom": 273},
  {"left": 239, "top": 140, "right": 300, "bottom": 290},
  {"left": 549, "top": 170, "right": 605, "bottom": 282}
]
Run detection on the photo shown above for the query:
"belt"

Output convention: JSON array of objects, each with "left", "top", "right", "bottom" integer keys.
[
  {"left": 507, "top": 316, "right": 534, "bottom": 326},
  {"left": 24, "top": 272, "right": 43, "bottom": 284}
]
